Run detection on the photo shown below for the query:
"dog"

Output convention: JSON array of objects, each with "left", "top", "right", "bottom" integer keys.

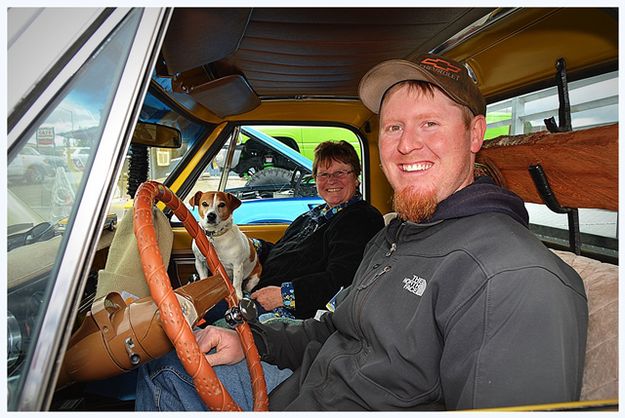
[{"left": 188, "top": 191, "right": 261, "bottom": 300}]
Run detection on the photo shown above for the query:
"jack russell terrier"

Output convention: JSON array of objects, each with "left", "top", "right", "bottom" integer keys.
[{"left": 188, "top": 191, "right": 261, "bottom": 300}]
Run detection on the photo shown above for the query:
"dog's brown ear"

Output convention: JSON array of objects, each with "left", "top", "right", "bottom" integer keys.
[
  {"left": 188, "top": 191, "right": 204, "bottom": 208},
  {"left": 225, "top": 192, "right": 242, "bottom": 211}
]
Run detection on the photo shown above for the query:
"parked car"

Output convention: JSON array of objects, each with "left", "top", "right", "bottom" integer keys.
[
  {"left": 7, "top": 7, "right": 618, "bottom": 412},
  {"left": 180, "top": 125, "right": 324, "bottom": 224},
  {"left": 251, "top": 125, "right": 362, "bottom": 162},
  {"left": 70, "top": 147, "right": 91, "bottom": 171},
  {"left": 7, "top": 145, "right": 65, "bottom": 184},
  {"left": 222, "top": 126, "right": 324, "bottom": 222}
]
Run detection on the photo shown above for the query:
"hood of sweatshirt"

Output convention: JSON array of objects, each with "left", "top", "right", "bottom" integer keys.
[{"left": 390, "top": 176, "right": 529, "bottom": 229}]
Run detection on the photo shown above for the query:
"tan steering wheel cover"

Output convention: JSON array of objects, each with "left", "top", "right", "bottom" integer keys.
[{"left": 133, "top": 181, "right": 269, "bottom": 411}]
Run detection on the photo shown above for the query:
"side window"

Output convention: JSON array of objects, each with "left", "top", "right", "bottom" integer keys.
[
  {"left": 6, "top": 10, "right": 143, "bottom": 408},
  {"left": 186, "top": 124, "right": 363, "bottom": 224},
  {"left": 484, "top": 71, "right": 618, "bottom": 260}
]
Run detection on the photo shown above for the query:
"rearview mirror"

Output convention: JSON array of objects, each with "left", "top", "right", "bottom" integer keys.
[{"left": 132, "top": 122, "right": 182, "bottom": 149}]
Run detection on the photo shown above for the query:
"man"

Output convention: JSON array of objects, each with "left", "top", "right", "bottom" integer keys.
[{"left": 135, "top": 53, "right": 588, "bottom": 411}]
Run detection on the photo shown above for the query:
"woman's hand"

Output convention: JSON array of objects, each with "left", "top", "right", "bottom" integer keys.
[
  {"left": 194, "top": 326, "right": 244, "bottom": 366},
  {"left": 251, "top": 286, "right": 283, "bottom": 311}
]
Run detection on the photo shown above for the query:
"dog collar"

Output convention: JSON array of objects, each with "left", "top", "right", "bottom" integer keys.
[
  {"left": 203, "top": 218, "right": 232, "bottom": 239},
  {"left": 204, "top": 227, "right": 228, "bottom": 239}
]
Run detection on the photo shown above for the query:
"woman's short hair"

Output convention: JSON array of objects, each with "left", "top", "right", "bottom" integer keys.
[{"left": 312, "top": 140, "right": 361, "bottom": 177}]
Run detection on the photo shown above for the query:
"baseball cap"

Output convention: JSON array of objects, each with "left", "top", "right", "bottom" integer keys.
[{"left": 359, "top": 53, "right": 486, "bottom": 116}]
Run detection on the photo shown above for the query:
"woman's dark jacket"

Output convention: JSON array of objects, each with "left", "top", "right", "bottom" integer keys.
[{"left": 256, "top": 200, "right": 384, "bottom": 318}]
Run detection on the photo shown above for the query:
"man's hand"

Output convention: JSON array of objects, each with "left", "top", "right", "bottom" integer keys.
[
  {"left": 251, "top": 286, "right": 283, "bottom": 311},
  {"left": 194, "top": 326, "right": 244, "bottom": 366}
]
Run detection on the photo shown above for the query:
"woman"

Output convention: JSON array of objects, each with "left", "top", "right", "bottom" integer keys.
[{"left": 250, "top": 140, "right": 384, "bottom": 319}]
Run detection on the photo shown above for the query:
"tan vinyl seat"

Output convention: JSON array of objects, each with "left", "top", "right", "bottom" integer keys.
[{"left": 551, "top": 249, "right": 618, "bottom": 401}]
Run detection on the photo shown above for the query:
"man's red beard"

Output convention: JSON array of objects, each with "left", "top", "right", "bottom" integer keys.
[{"left": 392, "top": 186, "right": 438, "bottom": 223}]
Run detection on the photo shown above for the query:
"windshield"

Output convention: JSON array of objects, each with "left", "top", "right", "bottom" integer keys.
[{"left": 104, "top": 86, "right": 214, "bottom": 223}]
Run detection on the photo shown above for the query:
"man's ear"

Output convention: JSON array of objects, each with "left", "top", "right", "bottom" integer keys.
[
  {"left": 470, "top": 114, "right": 486, "bottom": 153},
  {"left": 225, "top": 192, "right": 242, "bottom": 211},
  {"left": 188, "top": 191, "right": 204, "bottom": 208}
]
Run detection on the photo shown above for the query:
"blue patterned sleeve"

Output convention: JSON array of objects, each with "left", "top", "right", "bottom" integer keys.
[{"left": 281, "top": 281, "right": 296, "bottom": 310}]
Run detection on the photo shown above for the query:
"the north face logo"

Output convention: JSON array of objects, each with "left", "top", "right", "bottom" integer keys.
[{"left": 402, "top": 275, "right": 427, "bottom": 296}]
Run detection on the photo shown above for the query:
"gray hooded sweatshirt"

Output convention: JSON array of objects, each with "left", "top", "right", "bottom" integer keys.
[{"left": 252, "top": 177, "right": 588, "bottom": 410}]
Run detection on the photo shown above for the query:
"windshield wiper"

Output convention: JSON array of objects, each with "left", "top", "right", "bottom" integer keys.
[{"left": 7, "top": 222, "right": 58, "bottom": 252}]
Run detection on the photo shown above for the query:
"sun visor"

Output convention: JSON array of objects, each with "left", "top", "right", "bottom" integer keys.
[
  {"left": 189, "top": 75, "right": 260, "bottom": 117},
  {"left": 161, "top": 8, "right": 251, "bottom": 74}
]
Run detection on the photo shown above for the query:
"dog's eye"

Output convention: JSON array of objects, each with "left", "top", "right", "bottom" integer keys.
[
  {"left": 218, "top": 202, "right": 226, "bottom": 208},
  {"left": 201, "top": 202, "right": 209, "bottom": 207}
]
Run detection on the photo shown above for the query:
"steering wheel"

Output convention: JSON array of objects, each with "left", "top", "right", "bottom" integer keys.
[
  {"left": 289, "top": 168, "right": 304, "bottom": 197},
  {"left": 133, "top": 181, "right": 269, "bottom": 411}
]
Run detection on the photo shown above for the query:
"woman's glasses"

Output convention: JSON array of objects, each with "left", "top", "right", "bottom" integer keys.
[{"left": 315, "top": 170, "right": 353, "bottom": 181}]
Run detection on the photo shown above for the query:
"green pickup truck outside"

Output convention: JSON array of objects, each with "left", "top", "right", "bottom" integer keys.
[{"left": 244, "top": 125, "right": 362, "bottom": 163}]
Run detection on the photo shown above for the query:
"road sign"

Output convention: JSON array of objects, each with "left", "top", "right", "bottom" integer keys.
[{"left": 36, "top": 127, "right": 55, "bottom": 146}]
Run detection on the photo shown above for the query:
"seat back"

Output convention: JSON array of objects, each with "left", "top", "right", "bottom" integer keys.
[{"left": 551, "top": 249, "right": 618, "bottom": 401}]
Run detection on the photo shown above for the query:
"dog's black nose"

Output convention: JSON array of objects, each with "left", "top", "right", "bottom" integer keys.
[{"left": 206, "top": 212, "right": 217, "bottom": 223}]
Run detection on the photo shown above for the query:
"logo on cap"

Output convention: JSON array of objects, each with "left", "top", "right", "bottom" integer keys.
[{"left": 420, "top": 57, "right": 462, "bottom": 73}]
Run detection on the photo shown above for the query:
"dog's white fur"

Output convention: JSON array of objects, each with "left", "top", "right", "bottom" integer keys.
[{"left": 189, "top": 191, "right": 261, "bottom": 300}]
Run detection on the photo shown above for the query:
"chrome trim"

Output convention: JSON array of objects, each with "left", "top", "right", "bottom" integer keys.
[
  {"left": 464, "top": 63, "right": 478, "bottom": 84},
  {"left": 431, "top": 8, "right": 520, "bottom": 56},
  {"left": 218, "top": 126, "right": 241, "bottom": 191},
  {"left": 7, "top": 311, "right": 22, "bottom": 370},
  {"left": 7, "top": 8, "right": 112, "bottom": 132},
  {"left": 7, "top": 8, "right": 103, "bottom": 115},
  {"left": 15, "top": 8, "right": 171, "bottom": 411},
  {"left": 7, "top": 8, "right": 129, "bottom": 150}
]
